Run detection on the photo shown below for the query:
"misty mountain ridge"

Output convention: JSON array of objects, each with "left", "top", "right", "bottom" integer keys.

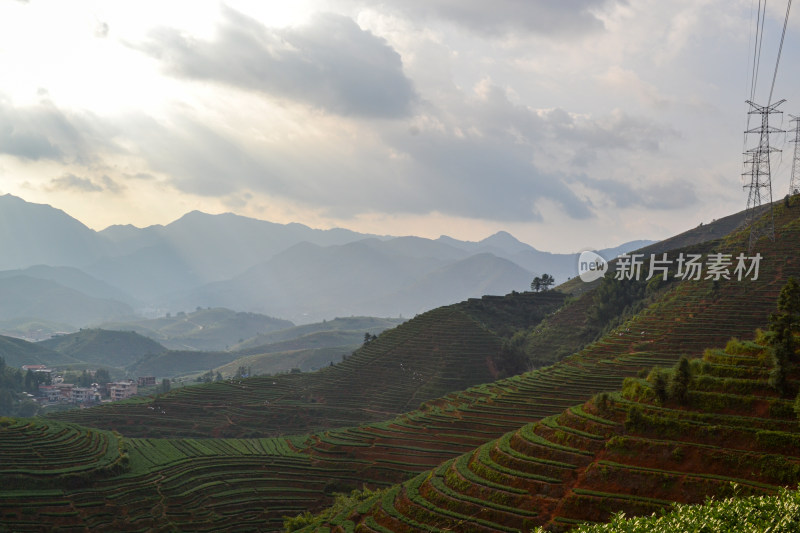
[{"left": 0, "top": 194, "right": 654, "bottom": 328}]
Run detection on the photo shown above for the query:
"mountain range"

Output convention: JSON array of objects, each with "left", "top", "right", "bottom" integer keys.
[{"left": 0, "top": 193, "right": 652, "bottom": 329}]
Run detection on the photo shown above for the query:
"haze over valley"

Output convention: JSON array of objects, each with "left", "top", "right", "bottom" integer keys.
[{"left": 0, "top": 193, "right": 650, "bottom": 334}]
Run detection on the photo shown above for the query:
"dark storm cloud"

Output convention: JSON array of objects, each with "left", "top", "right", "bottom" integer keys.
[
  {"left": 137, "top": 8, "right": 416, "bottom": 118},
  {"left": 380, "top": 0, "right": 616, "bottom": 36}
]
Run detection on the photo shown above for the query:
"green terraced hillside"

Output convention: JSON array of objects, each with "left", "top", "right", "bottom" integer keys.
[
  {"left": 0, "top": 417, "right": 126, "bottom": 487},
  {"left": 2, "top": 201, "right": 800, "bottom": 532},
  {"left": 305, "top": 329, "right": 800, "bottom": 531}
]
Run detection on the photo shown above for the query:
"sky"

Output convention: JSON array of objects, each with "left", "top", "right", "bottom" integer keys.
[{"left": 1, "top": 0, "right": 799, "bottom": 253}]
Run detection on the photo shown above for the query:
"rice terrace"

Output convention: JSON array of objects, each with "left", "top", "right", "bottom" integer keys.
[{"left": 3, "top": 0, "right": 800, "bottom": 532}]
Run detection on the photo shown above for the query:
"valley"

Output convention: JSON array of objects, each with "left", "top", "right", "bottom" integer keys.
[{"left": 0, "top": 198, "right": 799, "bottom": 532}]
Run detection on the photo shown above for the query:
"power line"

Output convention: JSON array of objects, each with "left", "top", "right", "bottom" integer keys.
[
  {"left": 750, "top": 0, "right": 767, "bottom": 101},
  {"left": 768, "top": 0, "right": 793, "bottom": 105}
]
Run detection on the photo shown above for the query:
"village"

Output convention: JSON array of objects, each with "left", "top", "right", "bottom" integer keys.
[{"left": 19, "top": 365, "right": 155, "bottom": 407}]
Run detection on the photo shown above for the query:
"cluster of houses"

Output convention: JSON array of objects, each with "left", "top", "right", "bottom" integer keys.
[{"left": 22, "top": 365, "right": 154, "bottom": 406}]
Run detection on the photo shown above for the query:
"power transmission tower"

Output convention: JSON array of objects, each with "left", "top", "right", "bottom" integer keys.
[
  {"left": 742, "top": 99, "right": 785, "bottom": 251},
  {"left": 790, "top": 114, "right": 800, "bottom": 195}
]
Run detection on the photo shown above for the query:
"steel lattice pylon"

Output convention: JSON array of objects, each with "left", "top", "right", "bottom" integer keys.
[
  {"left": 743, "top": 99, "right": 785, "bottom": 251},
  {"left": 790, "top": 114, "right": 800, "bottom": 196}
]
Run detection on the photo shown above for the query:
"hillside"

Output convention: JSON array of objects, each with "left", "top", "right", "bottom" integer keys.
[
  {"left": 319, "top": 329, "right": 799, "bottom": 531},
  {"left": 99, "top": 307, "right": 294, "bottom": 351},
  {"left": 219, "top": 330, "right": 380, "bottom": 373},
  {"left": 231, "top": 317, "right": 405, "bottom": 352},
  {"left": 123, "top": 318, "right": 403, "bottom": 377},
  {"left": 0, "top": 335, "right": 79, "bottom": 368},
  {"left": 1, "top": 202, "right": 797, "bottom": 531},
  {"left": 38, "top": 329, "right": 167, "bottom": 369},
  {"left": 0, "top": 265, "right": 137, "bottom": 306},
  {"left": 51, "top": 291, "right": 567, "bottom": 437},
  {"left": 0, "top": 276, "right": 134, "bottom": 328},
  {"left": 2, "top": 274, "right": 797, "bottom": 531},
  {"left": 0, "top": 194, "right": 106, "bottom": 270}
]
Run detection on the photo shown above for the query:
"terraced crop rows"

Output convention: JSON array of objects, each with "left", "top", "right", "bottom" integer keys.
[
  {"left": 6, "top": 204, "right": 800, "bottom": 531},
  {"left": 329, "top": 333, "right": 800, "bottom": 531},
  {"left": 0, "top": 418, "right": 124, "bottom": 480},
  {"left": 53, "top": 303, "right": 554, "bottom": 439}
]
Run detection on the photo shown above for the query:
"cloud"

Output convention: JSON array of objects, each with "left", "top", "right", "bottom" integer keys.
[
  {"left": 598, "top": 66, "right": 672, "bottom": 109},
  {"left": 137, "top": 8, "right": 416, "bottom": 118},
  {"left": 94, "top": 20, "right": 109, "bottom": 39},
  {"left": 578, "top": 175, "right": 698, "bottom": 210},
  {"left": 0, "top": 96, "right": 116, "bottom": 164},
  {"left": 0, "top": 100, "right": 63, "bottom": 161},
  {"left": 122, "top": 172, "right": 156, "bottom": 181},
  {"left": 100, "top": 175, "right": 123, "bottom": 193},
  {"left": 48, "top": 174, "right": 102, "bottom": 193},
  {"left": 46, "top": 173, "right": 123, "bottom": 194},
  {"left": 120, "top": 76, "right": 683, "bottom": 224},
  {"left": 374, "top": 0, "right": 617, "bottom": 37},
  {"left": 550, "top": 108, "right": 679, "bottom": 152}
]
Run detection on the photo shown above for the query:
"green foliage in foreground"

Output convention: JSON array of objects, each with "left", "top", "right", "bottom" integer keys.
[
  {"left": 284, "top": 486, "right": 385, "bottom": 531},
  {"left": 535, "top": 486, "right": 800, "bottom": 533}
]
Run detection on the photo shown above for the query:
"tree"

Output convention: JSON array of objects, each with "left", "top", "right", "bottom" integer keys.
[
  {"left": 769, "top": 278, "right": 800, "bottom": 393},
  {"left": 531, "top": 274, "right": 555, "bottom": 292},
  {"left": 530, "top": 277, "right": 541, "bottom": 292},
  {"left": 669, "top": 356, "right": 692, "bottom": 404},
  {"left": 0, "top": 389, "right": 14, "bottom": 416},
  {"left": 95, "top": 368, "right": 111, "bottom": 384},
  {"left": 648, "top": 368, "right": 669, "bottom": 404},
  {"left": 160, "top": 378, "right": 171, "bottom": 394}
]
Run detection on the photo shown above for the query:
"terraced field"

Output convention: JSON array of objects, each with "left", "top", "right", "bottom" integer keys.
[
  {"left": 314, "top": 334, "right": 799, "bottom": 531},
  {"left": 0, "top": 430, "right": 336, "bottom": 531},
  {"left": 3, "top": 202, "right": 800, "bottom": 531},
  {"left": 0, "top": 418, "right": 126, "bottom": 484},
  {"left": 280, "top": 203, "right": 799, "bottom": 493}
]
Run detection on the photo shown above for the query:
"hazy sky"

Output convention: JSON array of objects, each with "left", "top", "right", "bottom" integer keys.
[{"left": 1, "top": 0, "right": 799, "bottom": 252}]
